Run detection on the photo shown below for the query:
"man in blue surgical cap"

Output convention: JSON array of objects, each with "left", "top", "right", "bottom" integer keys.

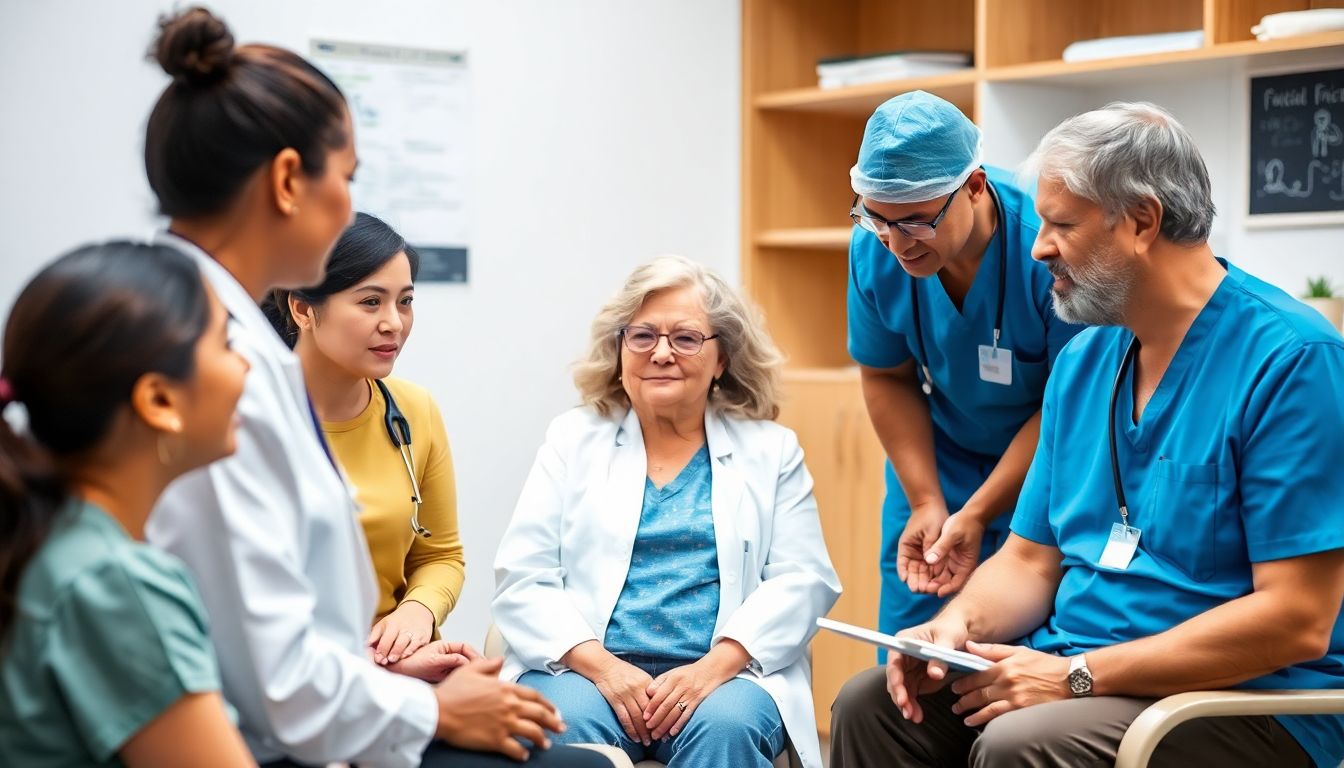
[{"left": 844, "top": 92, "right": 1083, "bottom": 647}]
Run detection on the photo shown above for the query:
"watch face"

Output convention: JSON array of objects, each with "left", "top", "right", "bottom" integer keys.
[{"left": 1068, "top": 669, "right": 1091, "bottom": 695}]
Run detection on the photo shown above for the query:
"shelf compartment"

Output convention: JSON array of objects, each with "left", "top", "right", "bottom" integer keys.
[
  {"left": 749, "top": 248, "right": 852, "bottom": 369},
  {"left": 1206, "top": 0, "right": 1344, "bottom": 45},
  {"left": 979, "top": 0, "right": 1206, "bottom": 69},
  {"left": 743, "top": 0, "right": 976, "bottom": 95},
  {"left": 745, "top": 111, "right": 867, "bottom": 232}
]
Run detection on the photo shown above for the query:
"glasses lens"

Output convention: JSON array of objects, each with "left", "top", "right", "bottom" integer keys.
[
  {"left": 669, "top": 331, "right": 705, "bottom": 355},
  {"left": 896, "top": 222, "right": 936, "bottom": 241},
  {"left": 624, "top": 328, "right": 658, "bottom": 352},
  {"left": 853, "top": 214, "right": 884, "bottom": 235}
]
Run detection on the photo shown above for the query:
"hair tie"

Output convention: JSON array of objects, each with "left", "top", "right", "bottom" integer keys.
[{"left": 0, "top": 377, "right": 14, "bottom": 407}]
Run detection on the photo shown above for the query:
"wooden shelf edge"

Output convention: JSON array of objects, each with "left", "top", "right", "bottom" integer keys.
[
  {"left": 750, "top": 32, "right": 1344, "bottom": 111},
  {"left": 985, "top": 31, "right": 1344, "bottom": 83},
  {"left": 783, "top": 366, "right": 861, "bottom": 384},
  {"left": 755, "top": 227, "right": 852, "bottom": 249},
  {"left": 754, "top": 69, "right": 978, "bottom": 113}
]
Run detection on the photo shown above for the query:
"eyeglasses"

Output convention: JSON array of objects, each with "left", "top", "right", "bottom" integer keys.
[
  {"left": 850, "top": 186, "right": 960, "bottom": 241},
  {"left": 619, "top": 326, "right": 719, "bottom": 356}
]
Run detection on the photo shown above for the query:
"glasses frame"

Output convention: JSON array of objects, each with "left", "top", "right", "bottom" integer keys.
[
  {"left": 850, "top": 185, "right": 961, "bottom": 241},
  {"left": 618, "top": 326, "right": 720, "bottom": 356}
]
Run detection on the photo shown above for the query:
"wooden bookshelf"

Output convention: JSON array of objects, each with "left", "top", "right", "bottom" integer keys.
[{"left": 741, "top": 0, "right": 1344, "bottom": 739}]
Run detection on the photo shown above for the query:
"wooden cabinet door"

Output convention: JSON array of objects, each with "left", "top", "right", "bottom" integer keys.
[{"left": 776, "top": 373, "right": 885, "bottom": 737}]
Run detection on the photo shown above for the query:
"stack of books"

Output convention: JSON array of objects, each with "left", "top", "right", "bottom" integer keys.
[{"left": 816, "top": 50, "right": 972, "bottom": 89}]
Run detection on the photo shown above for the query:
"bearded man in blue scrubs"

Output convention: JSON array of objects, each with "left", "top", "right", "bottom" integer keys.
[
  {"left": 830, "top": 102, "right": 1344, "bottom": 768},
  {"left": 847, "top": 91, "right": 1083, "bottom": 643}
]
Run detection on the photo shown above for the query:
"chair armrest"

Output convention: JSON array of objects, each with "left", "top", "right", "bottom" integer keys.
[
  {"left": 484, "top": 623, "right": 506, "bottom": 659},
  {"left": 1115, "top": 689, "right": 1344, "bottom": 768}
]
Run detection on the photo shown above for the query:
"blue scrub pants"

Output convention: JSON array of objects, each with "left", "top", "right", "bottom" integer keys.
[
  {"left": 877, "top": 447, "right": 1013, "bottom": 661},
  {"left": 520, "top": 655, "right": 785, "bottom": 767}
]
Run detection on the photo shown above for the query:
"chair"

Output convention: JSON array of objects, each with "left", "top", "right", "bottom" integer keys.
[
  {"left": 484, "top": 624, "right": 798, "bottom": 768},
  {"left": 1114, "top": 689, "right": 1344, "bottom": 768}
]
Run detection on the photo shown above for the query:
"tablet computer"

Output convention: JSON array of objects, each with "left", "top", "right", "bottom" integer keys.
[{"left": 815, "top": 618, "right": 993, "bottom": 672}]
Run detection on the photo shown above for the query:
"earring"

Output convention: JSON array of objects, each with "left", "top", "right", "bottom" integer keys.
[{"left": 712, "top": 377, "right": 721, "bottom": 393}]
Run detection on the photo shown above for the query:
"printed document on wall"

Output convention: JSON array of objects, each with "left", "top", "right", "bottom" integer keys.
[{"left": 311, "top": 39, "right": 471, "bottom": 283}]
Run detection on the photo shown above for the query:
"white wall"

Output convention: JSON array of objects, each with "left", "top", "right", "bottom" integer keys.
[
  {"left": 0, "top": 0, "right": 741, "bottom": 646},
  {"left": 979, "top": 48, "right": 1344, "bottom": 296}
]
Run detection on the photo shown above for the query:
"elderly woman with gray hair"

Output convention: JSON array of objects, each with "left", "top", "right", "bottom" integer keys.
[{"left": 492, "top": 256, "right": 841, "bottom": 768}]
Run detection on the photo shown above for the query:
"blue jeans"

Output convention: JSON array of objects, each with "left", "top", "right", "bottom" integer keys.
[{"left": 520, "top": 655, "right": 785, "bottom": 767}]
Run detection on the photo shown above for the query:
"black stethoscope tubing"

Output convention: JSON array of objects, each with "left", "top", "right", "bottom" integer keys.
[
  {"left": 375, "top": 379, "right": 431, "bottom": 538},
  {"left": 909, "top": 181, "right": 1008, "bottom": 396},
  {"left": 1108, "top": 338, "right": 1139, "bottom": 529}
]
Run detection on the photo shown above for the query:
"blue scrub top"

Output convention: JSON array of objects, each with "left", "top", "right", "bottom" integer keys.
[
  {"left": 1012, "top": 261, "right": 1344, "bottom": 768},
  {"left": 847, "top": 165, "right": 1083, "bottom": 465}
]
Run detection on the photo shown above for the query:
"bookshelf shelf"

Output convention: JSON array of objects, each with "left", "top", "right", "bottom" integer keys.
[{"left": 741, "top": 0, "right": 1344, "bottom": 739}]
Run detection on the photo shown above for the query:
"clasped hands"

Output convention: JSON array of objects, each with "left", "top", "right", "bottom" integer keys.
[
  {"left": 582, "top": 640, "right": 749, "bottom": 745},
  {"left": 897, "top": 501, "right": 988, "bottom": 597}
]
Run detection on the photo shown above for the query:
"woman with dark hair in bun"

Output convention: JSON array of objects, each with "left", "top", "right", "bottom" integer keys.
[
  {"left": 140, "top": 8, "right": 608, "bottom": 768},
  {"left": 0, "top": 243, "right": 252, "bottom": 767},
  {"left": 261, "top": 212, "right": 467, "bottom": 669}
]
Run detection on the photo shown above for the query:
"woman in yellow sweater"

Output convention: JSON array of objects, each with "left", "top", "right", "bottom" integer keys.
[{"left": 263, "top": 212, "right": 465, "bottom": 667}]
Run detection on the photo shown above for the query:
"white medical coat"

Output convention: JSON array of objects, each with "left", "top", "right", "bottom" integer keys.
[
  {"left": 493, "top": 406, "right": 842, "bottom": 768},
  {"left": 147, "top": 233, "right": 437, "bottom": 768}
]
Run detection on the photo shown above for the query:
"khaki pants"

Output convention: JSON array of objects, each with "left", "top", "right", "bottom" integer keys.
[{"left": 829, "top": 666, "right": 1311, "bottom": 768}]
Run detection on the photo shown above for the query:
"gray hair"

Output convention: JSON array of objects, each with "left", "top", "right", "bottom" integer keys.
[
  {"left": 1022, "top": 102, "right": 1215, "bottom": 244},
  {"left": 573, "top": 255, "right": 784, "bottom": 421}
]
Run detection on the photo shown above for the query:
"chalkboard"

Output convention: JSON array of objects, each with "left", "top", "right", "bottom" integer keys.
[{"left": 1249, "top": 67, "right": 1344, "bottom": 218}]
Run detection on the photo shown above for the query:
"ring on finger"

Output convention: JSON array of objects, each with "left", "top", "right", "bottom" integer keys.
[{"left": 676, "top": 700, "right": 688, "bottom": 712}]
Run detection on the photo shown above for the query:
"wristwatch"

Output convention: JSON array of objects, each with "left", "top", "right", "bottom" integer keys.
[{"left": 1067, "top": 654, "right": 1094, "bottom": 697}]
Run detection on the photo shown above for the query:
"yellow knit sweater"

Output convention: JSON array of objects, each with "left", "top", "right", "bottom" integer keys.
[{"left": 323, "top": 377, "right": 465, "bottom": 626}]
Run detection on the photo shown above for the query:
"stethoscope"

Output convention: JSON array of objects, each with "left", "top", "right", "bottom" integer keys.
[
  {"left": 374, "top": 379, "right": 431, "bottom": 538},
  {"left": 1108, "top": 338, "right": 1140, "bottom": 530},
  {"left": 909, "top": 181, "right": 1008, "bottom": 396}
]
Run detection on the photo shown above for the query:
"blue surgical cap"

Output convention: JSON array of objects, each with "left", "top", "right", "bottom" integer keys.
[{"left": 850, "top": 91, "right": 983, "bottom": 204}]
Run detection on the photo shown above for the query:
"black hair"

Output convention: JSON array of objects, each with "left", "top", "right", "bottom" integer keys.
[
  {"left": 144, "top": 6, "right": 349, "bottom": 218},
  {"left": 0, "top": 243, "right": 210, "bottom": 639},
  {"left": 261, "top": 212, "right": 420, "bottom": 347}
]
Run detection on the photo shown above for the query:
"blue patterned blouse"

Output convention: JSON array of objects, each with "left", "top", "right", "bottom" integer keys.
[{"left": 604, "top": 444, "right": 720, "bottom": 660}]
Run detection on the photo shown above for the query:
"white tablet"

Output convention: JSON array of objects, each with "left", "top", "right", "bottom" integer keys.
[{"left": 815, "top": 618, "right": 993, "bottom": 672}]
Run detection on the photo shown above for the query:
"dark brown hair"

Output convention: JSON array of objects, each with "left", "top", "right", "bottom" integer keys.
[
  {"left": 144, "top": 6, "right": 349, "bottom": 218},
  {"left": 0, "top": 243, "right": 210, "bottom": 639},
  {"left": 261, "top": 212, "right": 419, "bottom": 348}
]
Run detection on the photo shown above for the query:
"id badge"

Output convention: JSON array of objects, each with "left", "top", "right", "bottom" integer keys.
[
  {"left": 1098, "top": 523, "right": 1142, "bottom": 570},
  {"left": 978, "top": 345, "right": 1013, "bottom": 385}
]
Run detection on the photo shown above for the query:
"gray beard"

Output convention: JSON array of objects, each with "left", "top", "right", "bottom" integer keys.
[{"left": 1049, "top": 247, "right": 1133, "bottom": 326}]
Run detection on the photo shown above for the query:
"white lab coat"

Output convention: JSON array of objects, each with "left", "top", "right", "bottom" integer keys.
[
  {"left": 146, "top": 233, "right": 437, "bottom": 768},
  {"left": 493, "top": 406, "right": 842, "bottom": 768}
]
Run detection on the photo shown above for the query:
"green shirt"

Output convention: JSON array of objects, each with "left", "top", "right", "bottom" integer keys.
[{"left": 0, "top": 500, "right": 223, "bottom": 766}]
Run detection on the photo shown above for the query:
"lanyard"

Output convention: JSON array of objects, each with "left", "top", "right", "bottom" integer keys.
[
  {"left": 1108, "top": 338, "right": 1140, "bottom": 529},
  {"left": 910, "top": 182, "right": 1008, "bottom": 395}
]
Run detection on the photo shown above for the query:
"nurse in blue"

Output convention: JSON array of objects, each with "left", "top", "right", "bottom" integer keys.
[{"left": 846, "top": 92, "right": 1082, "bottom": 640}]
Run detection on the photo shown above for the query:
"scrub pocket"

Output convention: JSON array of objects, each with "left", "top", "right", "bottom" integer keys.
[
  {"left": 1146, "top": 459, "right": 1220, "bottom": 582},
  {"left": 1011, "top": 351, "right": 1050, "bottom": 398}
]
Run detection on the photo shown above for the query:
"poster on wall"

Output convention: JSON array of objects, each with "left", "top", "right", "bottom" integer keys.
[
  {"left": 311, "top": 39, "right": 471, "bottom": 282},
  {"left": 1248, "top": 66, "right": 1344, "bottom": 228}
]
